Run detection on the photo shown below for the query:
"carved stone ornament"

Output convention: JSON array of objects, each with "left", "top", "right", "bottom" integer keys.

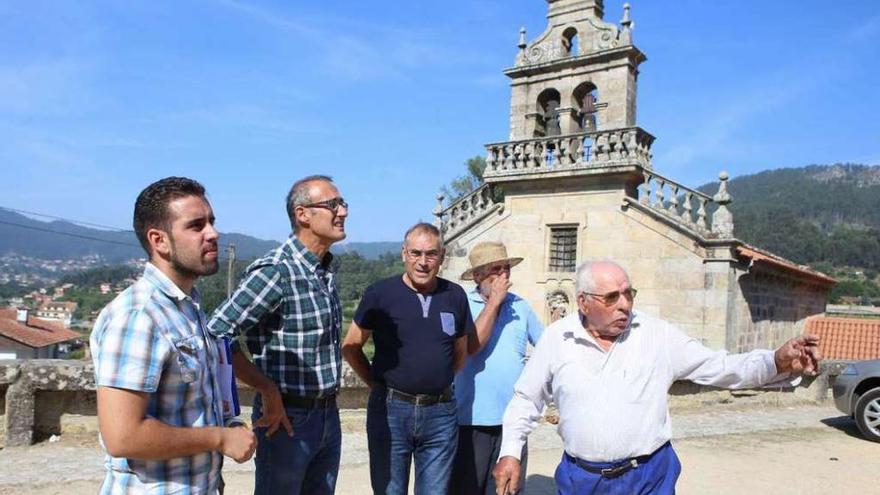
[{"left": 546, "top": 290, "right": 571, "bottom": 322}]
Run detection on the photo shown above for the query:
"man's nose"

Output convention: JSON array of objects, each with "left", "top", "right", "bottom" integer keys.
[{"left": 205, "top": 224, "right": 219, "bottom": 241}]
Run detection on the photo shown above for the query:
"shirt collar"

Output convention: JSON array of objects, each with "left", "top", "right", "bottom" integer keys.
[
  {"left": 282, "top": 236, "right": 334, "bottom": 273},
  {"left": 142, "top": 262, "right": 200, "bottom": 303}
]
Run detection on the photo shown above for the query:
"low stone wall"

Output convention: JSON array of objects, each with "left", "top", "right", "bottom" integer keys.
[{"left": 0, "top": 359, "right": 845, "bottom": 447}]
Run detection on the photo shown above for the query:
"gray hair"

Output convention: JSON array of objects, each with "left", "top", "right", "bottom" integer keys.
[
  {"left": 286, "top": 175, "right": 334, "bottom": 231},
  {"left": 575, "top": 259, "right": 630, "bottom": 294},
  {"left": 403, "top": 222, "right": 442, "bottom": 246}
]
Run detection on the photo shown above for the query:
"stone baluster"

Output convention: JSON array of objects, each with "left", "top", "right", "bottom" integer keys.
[
  {"left": 433, "top": 192, "right": 445, "bottom": 230},
  {"left": 711, "top": 171, "right": 734, "bottom": 237},
  {"left": 682, "top": 191, "right": 694, "bottom": 226},
  {"left": 639, "top": 173, "right": 652, "bottom": 205},
  {"left": 696, "top": 197, "right": 708, "bottom": 231},
  {"left": 667, "top": 184, "right": 679, "bottom": 215},
  {"left": 573, "top": 136, "right": 584, "bottom": 164},
  {"left": 653, "top": 177, "right": 666, "bottom": 209},
  {"left": 504, "top": 144, "right": 515, "bottom": 170}
]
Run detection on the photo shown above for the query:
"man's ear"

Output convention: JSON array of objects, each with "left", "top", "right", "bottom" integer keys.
[
  {"left": 147, "top": 227, "right": 171, "bottom": 257},
  {"left": 576, "top": 293, "right": 589, "bottom": 315},
  {"left": 438, "top": 247, "right": 446, "bottom": 265},
  {"left": 400, "top": 244, "right": 407, "bottom": 263},
  {"left": 294, "top": 206, "right": 310, "bottom": 231}
]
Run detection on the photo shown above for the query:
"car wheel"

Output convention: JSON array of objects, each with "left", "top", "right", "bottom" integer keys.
[{"left": 854, "top": 387, "right": 880, "bottom": 443}]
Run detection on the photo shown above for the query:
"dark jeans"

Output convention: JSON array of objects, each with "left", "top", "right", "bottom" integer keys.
[
  {"left": 252, "top": 395, "right": 341, "bottom": 495},
  {"left": 554, "top": 442, "right": 681, "bottom": 495},
  {"left": 366, "top": 387, "right": 459, "bottom": 495},
  {"left": 450, "top": 425, "right": 528, "bottom": 495}
]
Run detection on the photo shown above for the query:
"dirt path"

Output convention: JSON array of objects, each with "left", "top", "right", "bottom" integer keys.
[{"left": 1, "top": 405, "right": 877, "bottom": 494}]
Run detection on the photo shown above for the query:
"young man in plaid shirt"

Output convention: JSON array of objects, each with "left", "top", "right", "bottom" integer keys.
[
  {"left": 209, "top": 175, "right": 349, "bottom": 495},
  {"left": 91, "top": 177, "right": 256, "bottom": 494}
]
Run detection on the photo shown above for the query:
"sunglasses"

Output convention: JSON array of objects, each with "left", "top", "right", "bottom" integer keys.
[
  {"left": 582, "top": 288, "right": 638, "bottom": 306},
  {"left": 301, "top": 197, "right": 348, "bottom": 213}
]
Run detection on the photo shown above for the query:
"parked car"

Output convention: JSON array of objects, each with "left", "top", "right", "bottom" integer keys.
[{"left": 832, "top": 359, "right": 880, "bottom": 442}]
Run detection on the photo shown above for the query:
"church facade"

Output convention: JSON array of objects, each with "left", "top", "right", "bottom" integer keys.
[{"left": 435, "top": 0, "right": 834, "bottom": 351}]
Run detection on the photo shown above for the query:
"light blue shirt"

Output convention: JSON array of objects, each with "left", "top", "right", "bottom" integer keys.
[{"left": 454, "top": 290, "right": 544, "bottom": 426}]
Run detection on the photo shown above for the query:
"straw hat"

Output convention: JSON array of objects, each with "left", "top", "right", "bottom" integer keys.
[{"left": 460, "top": 241, "right": 523, "bottom": 281}]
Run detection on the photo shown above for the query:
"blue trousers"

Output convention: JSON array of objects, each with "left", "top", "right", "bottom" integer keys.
[
  {"left": 554, "top": 442, "right": 681, "bottom": 495},
  {"left": 366, "top": 388, "right": 459, "bottom": 495},
  {"left": 251, "top": 395, "right": 341, "bottom": 495}
]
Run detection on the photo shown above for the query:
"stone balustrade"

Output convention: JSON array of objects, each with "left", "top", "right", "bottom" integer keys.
[
  {"left": 483, "top": 127, "right": 654, "bottom": 179},
  {"left": 435, "top": 184, "right": 504, "bottom": 242},
  {"left": 635, "top": 170, "right": 734, "bottom": 238}
]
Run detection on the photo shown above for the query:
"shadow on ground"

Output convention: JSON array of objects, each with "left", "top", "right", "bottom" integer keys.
[
  {"left": 526, "top": 474, "right": 555, "bottom": 493},
  {"left": 820, "top": 415, "right": 865, "bottom": 441}
]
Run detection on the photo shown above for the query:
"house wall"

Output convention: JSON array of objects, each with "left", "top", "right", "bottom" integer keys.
[{"left": 730, "top": 267, "right": 830, "bottom": 352}]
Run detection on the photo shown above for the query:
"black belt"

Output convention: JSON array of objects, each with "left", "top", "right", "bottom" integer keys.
[
  {"left": 386, "top": 386, "right": 453, "bottom": 406},
  {"left": 567, "top": 451, "right": 654, "bottom": 479},
  {"left": 280, "top": 392, "right": 336, "bottom": 409}
]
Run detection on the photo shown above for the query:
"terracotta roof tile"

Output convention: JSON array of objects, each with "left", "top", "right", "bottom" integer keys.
[
  {"left": 0, "top": 308, "right": 81, "bottom": 349},
  {"left": 805, "top": 316, "right": 880, "bottom": 360},
  {"left": 736, "top": 244, "right": 836, "bottom": 285}
]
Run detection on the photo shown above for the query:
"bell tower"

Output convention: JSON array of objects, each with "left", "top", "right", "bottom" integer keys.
[{"left": 508, "top": 0, "right": 644, "bottom": 140}]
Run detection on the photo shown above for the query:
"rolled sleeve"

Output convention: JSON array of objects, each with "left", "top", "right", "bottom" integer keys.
[{"left": 207, "top": 264, "right": 283, "bottom": 340}]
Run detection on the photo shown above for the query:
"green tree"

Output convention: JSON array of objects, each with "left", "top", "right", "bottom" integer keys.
[{"left": 442, "top": 155, "right": 486, "bottom": 203}]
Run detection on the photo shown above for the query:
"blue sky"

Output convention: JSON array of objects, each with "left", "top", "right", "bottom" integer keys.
[{"left": 2, "top": 0, "right": 878, "bottom": 243}]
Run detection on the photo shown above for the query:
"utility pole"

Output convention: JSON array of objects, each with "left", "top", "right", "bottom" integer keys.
[{"left": 226, "top": 244, "right": 236, "bottom": 298}]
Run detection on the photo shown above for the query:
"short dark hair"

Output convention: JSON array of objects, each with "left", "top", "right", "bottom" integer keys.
[
  {"left": 133, "top": 177, "right": 206, "bottom": 255},
  {"left": 403, "top": 222, "right": 442, "bottom": 245},
  {"left": 285, "top": 175, "right": 334, "bottom": 232}
]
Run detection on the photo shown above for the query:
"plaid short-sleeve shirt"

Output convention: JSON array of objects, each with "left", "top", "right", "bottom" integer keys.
[
  {"left": 208, "top": 236, "right": 343, "bottom": 398},
  {"left": 90, "top": 263, "right": 224, "bottom": 495}
]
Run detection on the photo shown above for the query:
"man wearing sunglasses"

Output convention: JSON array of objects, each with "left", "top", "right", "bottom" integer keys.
[
  {"left": 493, "top": 260, "right": 821, "bottom": 495},
  {"left": 209, "top": 175, "right": 348, "bottom": 495},
  {"left": 450, "top": 241, "right": 544, "bottom": 495}
]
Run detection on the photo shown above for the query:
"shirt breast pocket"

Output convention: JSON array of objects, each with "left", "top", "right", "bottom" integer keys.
[
  {"left": 439, "top": 312, "right": 456, "bottom": 337},
  {"left": 172, "top": 335, "right": 203, "bottom": 384}
]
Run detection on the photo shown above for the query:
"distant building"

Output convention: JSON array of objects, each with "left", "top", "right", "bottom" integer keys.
[
  {"left": 99, "top": 283, "right": 112, "bottom": 295},
  {"left": 35, "top": 301, "right": 78, "bottom": 327},
  {"left": 0, "top": 308, "right": 80, "bottom": 360}
]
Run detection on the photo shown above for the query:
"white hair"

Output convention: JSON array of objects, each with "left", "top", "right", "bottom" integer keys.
[{"left": 575, "top": 259, "right": 630, "bottom": 294}]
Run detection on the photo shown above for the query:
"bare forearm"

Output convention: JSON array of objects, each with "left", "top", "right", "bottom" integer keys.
[
  {"left": 105, "top": 417, "right": 223, "bottom": 460},
  {"left": 470, "top": 300, "right": 502, "bottom": 354},
  {"left": 342, "top": 346, "right": 373, "bottom": 388},
  {"left": 232, "top": 351, "right": 276, "bottom": 393}
]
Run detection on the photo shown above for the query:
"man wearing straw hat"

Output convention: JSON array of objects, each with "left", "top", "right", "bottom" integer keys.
[{"left": 450, "top": 241, "right": 544, "bottom": 495}]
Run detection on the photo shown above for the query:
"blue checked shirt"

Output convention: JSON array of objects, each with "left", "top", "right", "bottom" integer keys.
[
  {"left": 208, "top": 236, "right": 342, "bottom": 398},
  {"left": 90, "top": 263, "right": 224, "bottom": 495}
]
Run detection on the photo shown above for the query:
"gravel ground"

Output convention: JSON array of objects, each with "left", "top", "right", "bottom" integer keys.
[{"left": 1, "top": 403, "right": 876, "bottom": 494}]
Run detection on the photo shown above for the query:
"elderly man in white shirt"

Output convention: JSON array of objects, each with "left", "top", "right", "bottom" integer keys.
[{"left": 493, "top": 260, "right": 821, "bottom": 495}]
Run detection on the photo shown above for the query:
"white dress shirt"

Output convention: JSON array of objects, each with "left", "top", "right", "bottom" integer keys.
[{"left": 499, "top": 311, "right": 790, "bottom": 462}]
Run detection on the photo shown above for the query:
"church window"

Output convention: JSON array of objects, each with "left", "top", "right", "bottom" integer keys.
[{"left": 548, "top": 226, "right": 577, "bottom": 272}]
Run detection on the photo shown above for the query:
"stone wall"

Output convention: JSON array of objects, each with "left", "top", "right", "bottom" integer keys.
[{"left": 732, "top": 267, "right": 829, "bottom": 352}]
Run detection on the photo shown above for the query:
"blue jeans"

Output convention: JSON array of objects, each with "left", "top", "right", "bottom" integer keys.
[
  {"left": 366, "top": 388, "right": 459, "bottom": 495},
  {"left": 252, "top": 395, "right": 341, "bottom": 495},
  {"left": 554, "top": 442, "right": 681, "bottom": 495}
]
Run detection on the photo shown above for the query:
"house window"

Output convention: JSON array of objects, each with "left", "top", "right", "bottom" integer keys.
[{"left": 548, "top": 226, "right": 577, "bottom": 272}]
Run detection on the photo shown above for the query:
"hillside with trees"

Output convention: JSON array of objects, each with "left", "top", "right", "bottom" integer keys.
[{"left": 698, "top": 163, "right": 880, "bottom": 303}]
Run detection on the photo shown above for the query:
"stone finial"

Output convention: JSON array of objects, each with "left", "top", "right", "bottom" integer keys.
[
  {"left": 619, "top": 3, "right": 633, "bottom": 44},
  {"left": 621, "top": 3, "right": 632, "bottom": 28},
  {"left": 433, "top": 192, "right": 445, "bottom": 229},
  {"left": 713, "top": 171, "right": 732, "bottom": 204},
  {"left": 711, "top": 171, "right": 734, "bottom": 237},
  {"left": 518, "top": 27, "right": 527, "bottom": 50}
]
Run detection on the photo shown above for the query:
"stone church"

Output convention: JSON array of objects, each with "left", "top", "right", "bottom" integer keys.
[{"left": 435, "top": 0, "right": 834, "bottom": 352}]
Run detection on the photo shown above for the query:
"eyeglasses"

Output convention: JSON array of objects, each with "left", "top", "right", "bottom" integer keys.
[
  {"left": 406, "top": 249, "right": 441, "bottom": 261},
  {"left": 582, "top": 288, "right": 637, "bottom": 306},
  {"left": 301, "top": 197, "right": 348, "bottom": 213},
  {"left": 481, "top": 264, "right": 511, "bottom": 276}
]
